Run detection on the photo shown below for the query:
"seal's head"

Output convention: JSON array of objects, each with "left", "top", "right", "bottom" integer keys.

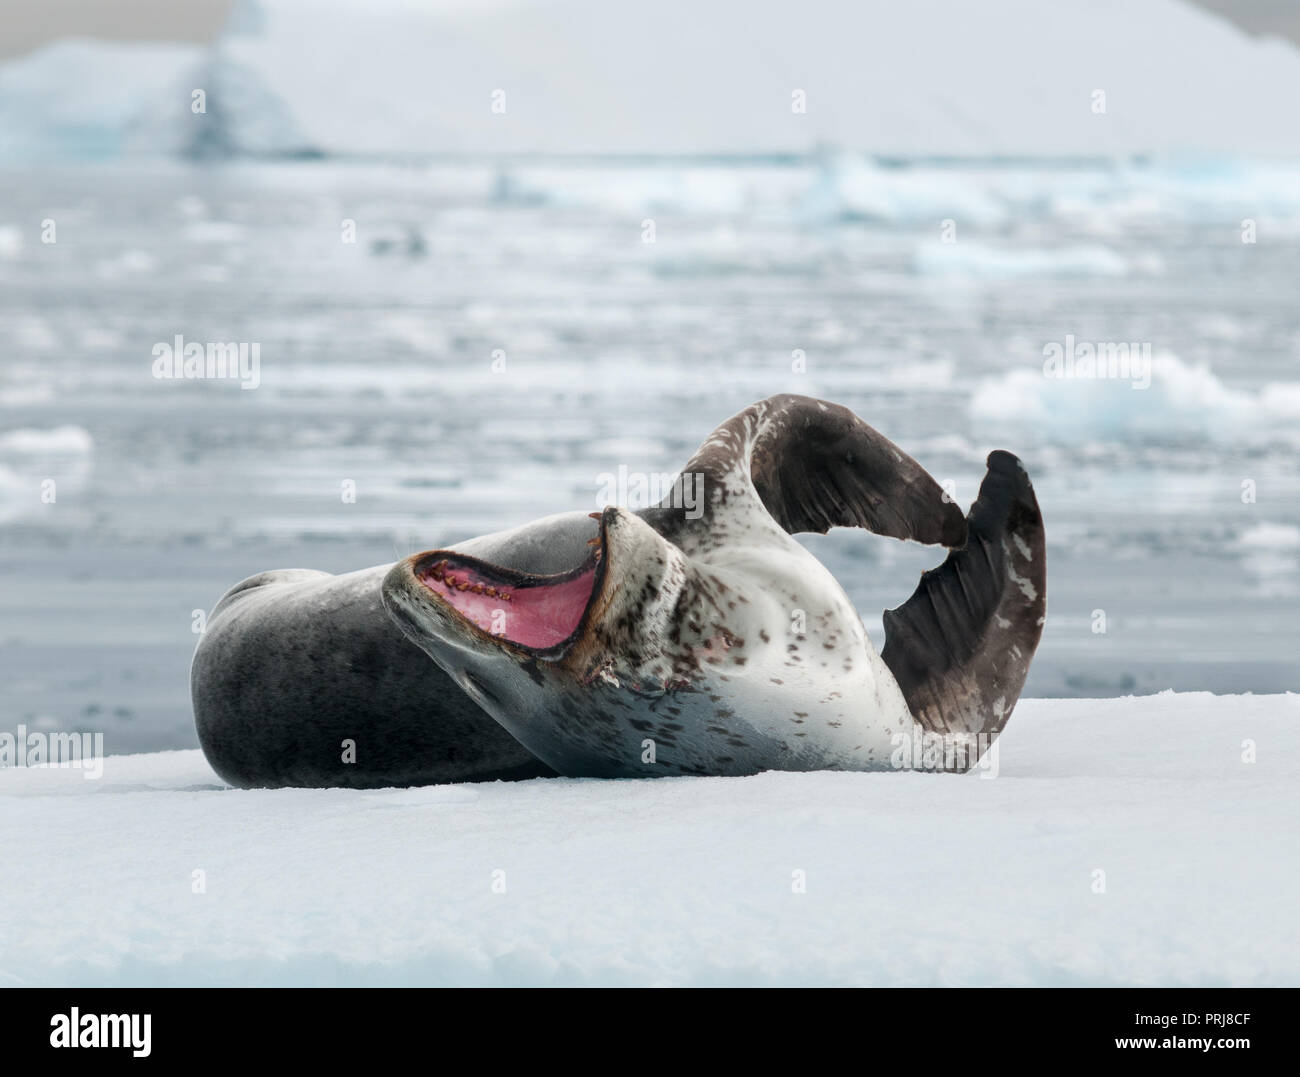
[
  {"left": 383, "top": 505, "right": 719, "bottom": 775},
  {"left": 386, "top": 505, "right": 688, "bottom": 687}
]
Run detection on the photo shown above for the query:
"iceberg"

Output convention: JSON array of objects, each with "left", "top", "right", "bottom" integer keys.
[
  {"left": 0, "top": 39, "right": 199, "bottom": 159},
  {"left": 5, "top": 0, "right": 1300, "bottom": 159}
]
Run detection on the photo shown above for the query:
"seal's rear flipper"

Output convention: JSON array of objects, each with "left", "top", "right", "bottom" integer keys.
[{"left": 880, "top": 451, "right": 1046, "bottom": 769}]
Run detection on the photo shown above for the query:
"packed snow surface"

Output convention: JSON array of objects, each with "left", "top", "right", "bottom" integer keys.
[{"left": 2, "top": 693, "right": 1295, "bottom": 986}]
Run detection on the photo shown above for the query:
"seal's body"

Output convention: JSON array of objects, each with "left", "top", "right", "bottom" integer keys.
[{"left": 195, "top": 395, "right": 1046, "bottom": 786}]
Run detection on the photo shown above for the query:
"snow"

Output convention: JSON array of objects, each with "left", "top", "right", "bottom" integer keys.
[
  {"left": 7, "top": 0, "right": 1300, "bottom": 158},
  {"left": 1, "top": 692, "right": 1295, "bottom": 986}
]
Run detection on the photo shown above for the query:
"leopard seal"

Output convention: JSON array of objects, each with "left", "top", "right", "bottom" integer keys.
[{"left": 381, "top": 394, "right": 1046, "bottom": 778}]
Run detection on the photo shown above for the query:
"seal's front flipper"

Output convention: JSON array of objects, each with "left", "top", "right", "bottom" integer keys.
[
  {"left": 880, "top": 451, "right": 1046, "bottom": 769},
  {"left": 660, "top": 394, "right": 967, "bottom": 550}
]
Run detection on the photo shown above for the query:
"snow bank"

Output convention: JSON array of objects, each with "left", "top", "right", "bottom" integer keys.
[{"left": 1, "top": 693, "right": 1295, "bottom": 986}]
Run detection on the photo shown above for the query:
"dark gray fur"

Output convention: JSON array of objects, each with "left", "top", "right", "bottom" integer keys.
[{"left": 191, "top": 512, "right": 598, "bottom": 788}]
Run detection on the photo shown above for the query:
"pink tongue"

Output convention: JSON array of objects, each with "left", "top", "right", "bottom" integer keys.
[{"left": 418, "top": 561, "right": 596, "bottom": 649}]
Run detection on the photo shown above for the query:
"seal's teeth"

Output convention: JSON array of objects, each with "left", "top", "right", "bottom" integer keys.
[
  {"left": 586, "top": 536, "right": 601, "bottom": 547},
  {"left": 485, "top": 587, "right": 497, "bottom": 598}
]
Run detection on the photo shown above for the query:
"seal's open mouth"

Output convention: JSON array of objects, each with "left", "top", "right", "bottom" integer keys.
[{"left": 414, "top": 529, "right": 604, "bottom": 652}]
